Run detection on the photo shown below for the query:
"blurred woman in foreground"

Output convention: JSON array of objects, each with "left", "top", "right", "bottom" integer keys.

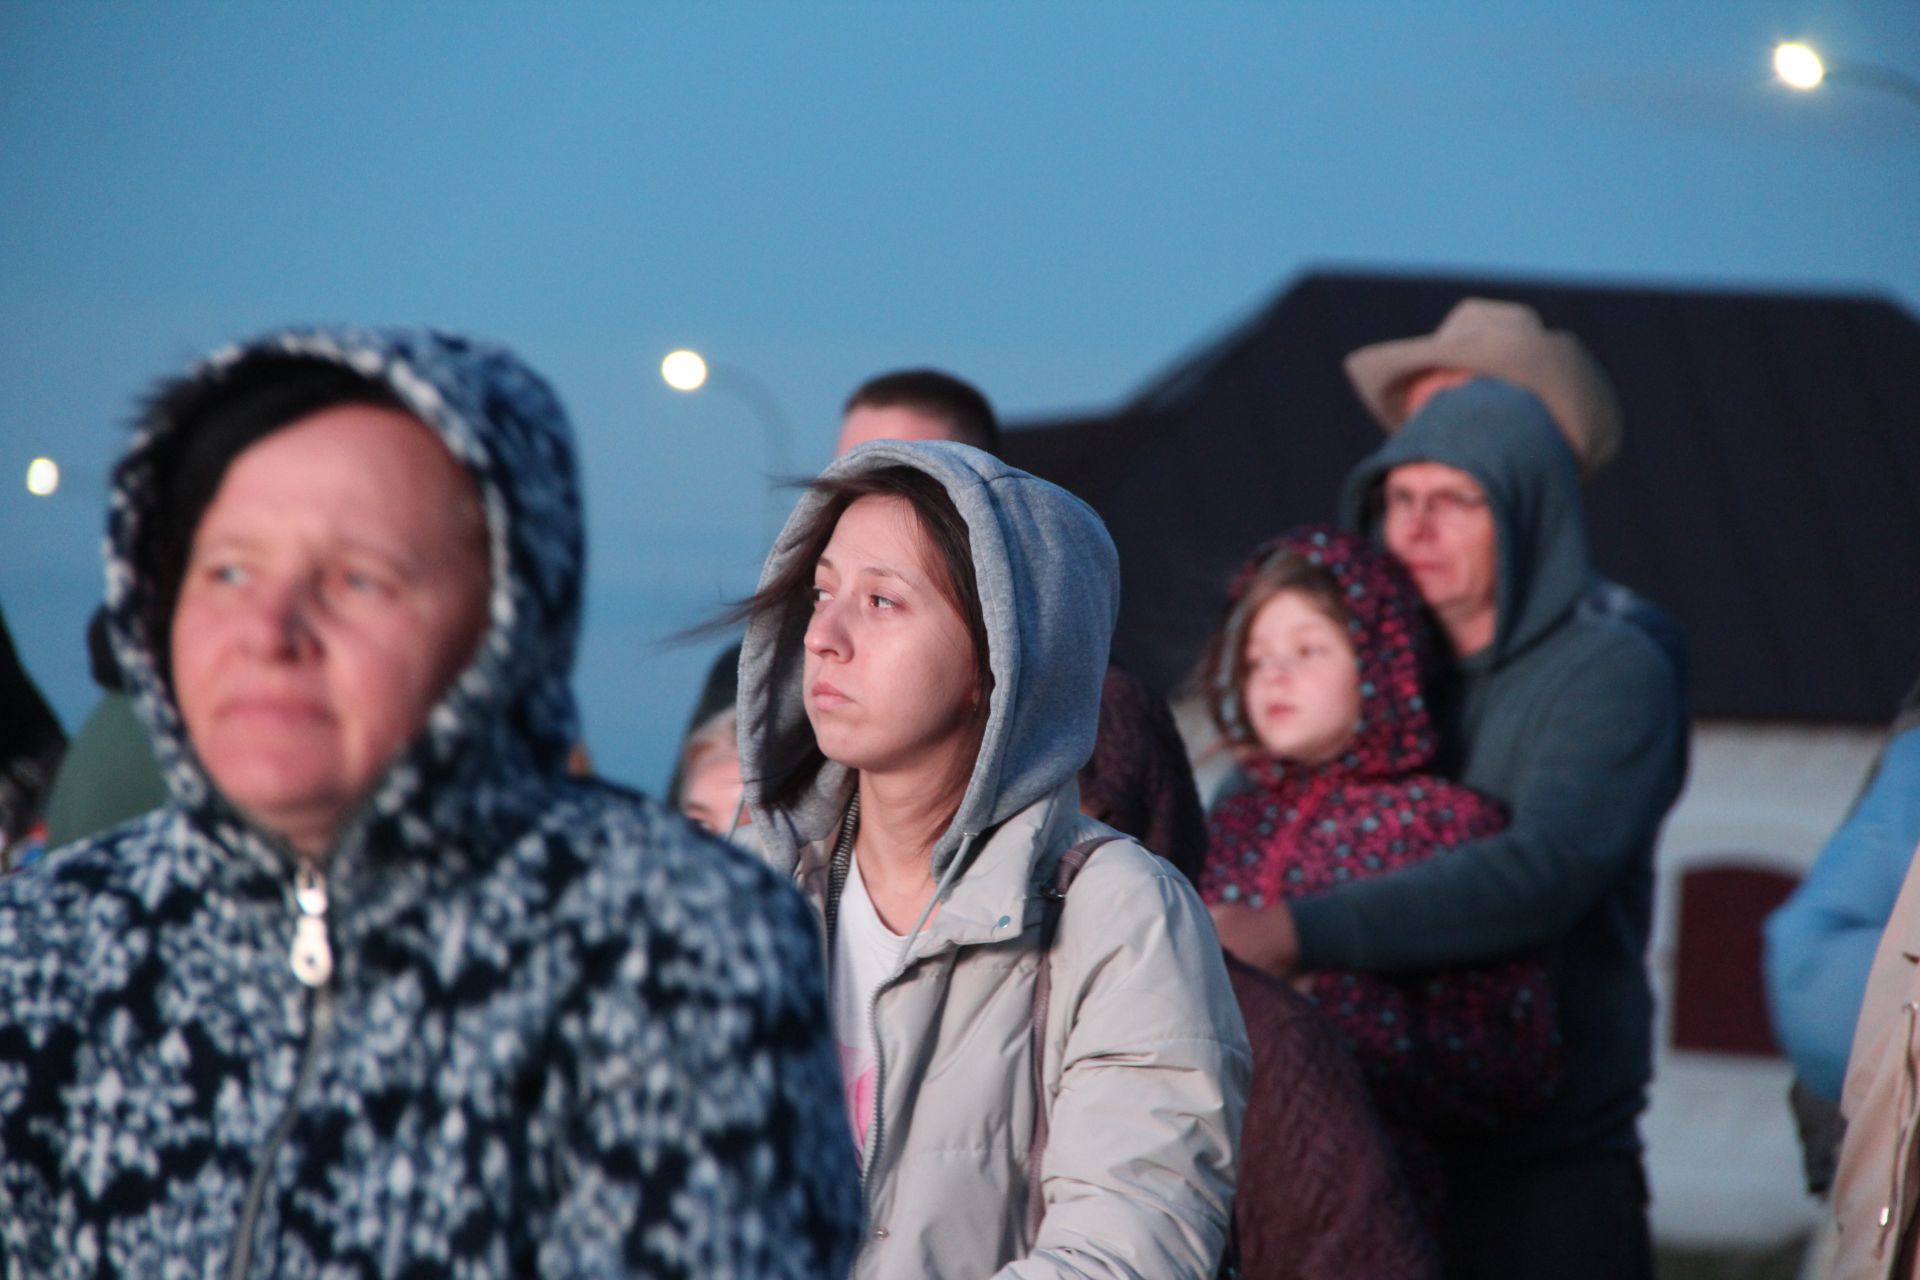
[{"left": 0, "top": 327, "right": 858, "bottom": 1278}]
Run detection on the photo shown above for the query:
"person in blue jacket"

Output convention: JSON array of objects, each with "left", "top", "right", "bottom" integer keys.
[{"left": 1765, "top": 689, "right": 1920, "bottom": 1108}]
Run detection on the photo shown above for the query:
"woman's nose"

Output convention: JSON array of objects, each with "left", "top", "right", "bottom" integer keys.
[{"left": 802, "top": 600, "right": 848, "bottom": 660}]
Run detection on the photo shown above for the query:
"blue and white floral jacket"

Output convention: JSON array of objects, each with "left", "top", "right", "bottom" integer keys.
[{"left": 0, "top": 328, "right": 861, "bottom": 1279}]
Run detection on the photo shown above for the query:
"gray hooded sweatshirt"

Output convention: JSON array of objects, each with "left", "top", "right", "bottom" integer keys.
[
  {"left": 1307, "top": 378, "right": 1687, "bottom": 1163},
  {"left": 738, "top": 441, "right": 1249, "bottom": 1280}
]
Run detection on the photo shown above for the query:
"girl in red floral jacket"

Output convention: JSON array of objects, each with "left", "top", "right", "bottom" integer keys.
[{"left": 1197, "top": 527, "right": 1558, "bottom": 1199}]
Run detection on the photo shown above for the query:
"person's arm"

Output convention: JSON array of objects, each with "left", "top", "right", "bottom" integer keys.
[
  {"left": 540, "top": 846, "right": 861, "bottom": 1279},
  {"left": 1292, "top": 637, "right": 1684, "bottom": 973},
  {"left": 999, "top": 854, "right": 1250, "bottom": 1280},
  {"left": 1764, "top": 728, "right": 1920, "bottom": 1100},
  {"left": 1335, "top": 790, "right": 1561, "bottom": 1128}
]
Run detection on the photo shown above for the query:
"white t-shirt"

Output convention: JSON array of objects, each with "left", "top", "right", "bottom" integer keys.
[{"left": 830, "top": 856, "right": 907, "bottom": 1155}]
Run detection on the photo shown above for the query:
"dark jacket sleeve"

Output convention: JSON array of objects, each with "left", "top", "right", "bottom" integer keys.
[
  {"left": 1291, "top": 632, "right": 1685, "bottom": 973},
  {"left": 1304, "top": 789, "right": 1560, "bottom": 1130}
]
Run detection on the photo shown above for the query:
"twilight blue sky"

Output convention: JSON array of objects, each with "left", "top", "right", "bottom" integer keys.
[{"left": 4, "top": 2, "right": 1917, "bottom": 791}]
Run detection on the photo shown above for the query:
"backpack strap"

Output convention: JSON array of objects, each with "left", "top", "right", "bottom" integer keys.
[{"left": 1025, "top": 833, "right": 1121, "bottom": 1242}]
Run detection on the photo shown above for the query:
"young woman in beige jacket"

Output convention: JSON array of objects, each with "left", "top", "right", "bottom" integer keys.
[{"left": 734, "top": 441, "right": 1250, "bottom": 1279}]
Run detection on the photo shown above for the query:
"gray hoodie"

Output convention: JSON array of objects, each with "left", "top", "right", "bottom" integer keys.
[
  {"left": 737, "top": 441, "right": 1249, "bottom": 1279},
  {"left": 740, "top": 440, "right": 1121, "bottom": 877},
  {"left": 1307, "top": 378, "right": 1687, "bottom": 1162}
]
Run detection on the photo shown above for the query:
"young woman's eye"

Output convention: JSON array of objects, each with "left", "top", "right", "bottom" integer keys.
[
  {"left": 868, "top": 594, "right": 896, "bottom": 611},
  {"left": 809, "top": 585, "right": 831, "bottom": 607},
  {"left": 208, "top": 562, "right": 249, "bottom": 587}
]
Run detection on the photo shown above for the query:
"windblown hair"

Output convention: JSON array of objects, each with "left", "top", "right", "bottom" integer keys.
[{"left": 736, "top": 465, "right": 993, "bottom": 813}]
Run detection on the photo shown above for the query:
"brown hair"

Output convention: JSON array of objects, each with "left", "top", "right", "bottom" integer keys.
[
  {"left": 1194, "top": 549, "right": 1349, "bottom": 749},
  {"left": 737, "top": 465, "right": 994, "bottom": 811},
  {"left": 843, "top": 369, "right": 1000, "bottom": 456}
]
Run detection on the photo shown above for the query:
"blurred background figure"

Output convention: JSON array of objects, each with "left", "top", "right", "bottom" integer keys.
[
  {"left": 1767, "top": 683, "right": 1920, "bottom": 1108},
  {"left": 1075, "top": 664, "right": 1208, "bottom": 884},
  {"left": 1825, "top": 752, "right": 1920, "bottom": 1277},
  {"left": 678, "top": 706, "right": 746, "bottom": 834},
  {"left": 1762, "top": 679, "right": 1920, "bottom": 1280},
  {"left": 39, "top": 607, "right": 166, "bottom": 850},
  {"left": 0, "top": 602, "right": 66, "bottom": 871},
  {"left": 1079, "top": 656, "right": 1440, "bottom": 1280}
]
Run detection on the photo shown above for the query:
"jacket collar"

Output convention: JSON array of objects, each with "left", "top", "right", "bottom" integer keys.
[
  {"left": 781, "top": 779, "right": 1088, "bottom": 963},
  {"left": 902, "top": 781, "right": 1084, "bottom": 963}
]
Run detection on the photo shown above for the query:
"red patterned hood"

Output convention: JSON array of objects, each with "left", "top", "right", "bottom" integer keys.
[{"left": 1222, "top": 526, "right": 1439, "bottom": 789}]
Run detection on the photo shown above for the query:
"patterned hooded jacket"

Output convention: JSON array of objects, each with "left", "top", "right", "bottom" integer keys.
[
  {"left": 0, "top": 328, "right": 861, "bottom": 1279},
  {"left": 1200, "top": 527, "right": 1558, "bottom": 1138}
]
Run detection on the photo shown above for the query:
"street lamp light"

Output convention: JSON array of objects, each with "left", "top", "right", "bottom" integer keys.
[
  {"left": 660, "top": 349, "right": 708, "bottom": 392},
  {"left": 25, "top": 457, "right": 59, "bottom": 497},
  {"left": 1774, "top": 42, "right": 1825, "bottom": 90},
  {"left": 659, "top": 348, "right": 795, "bottom": 479},
  {"left": 1773, "top": 39, "right": 1920, "bottom": 110}
]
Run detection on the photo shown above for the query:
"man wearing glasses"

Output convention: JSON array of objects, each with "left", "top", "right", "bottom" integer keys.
[{"left": 1220, "top": 303, "right": 1688, "bottom": 1279}]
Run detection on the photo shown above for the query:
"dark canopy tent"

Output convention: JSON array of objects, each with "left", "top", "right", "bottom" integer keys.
[{"left": 1003, "top": 269, "right": 1920, "bottom": 724}]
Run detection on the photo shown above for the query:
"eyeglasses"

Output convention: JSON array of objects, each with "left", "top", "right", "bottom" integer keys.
[{"left": 1382, "top": 486, "right": 1489, "bottom": 523}]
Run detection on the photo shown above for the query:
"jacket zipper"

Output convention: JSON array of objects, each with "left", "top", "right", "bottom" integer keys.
[{"left": 224, "top": 855, "right": 337, "bottom": 1280}]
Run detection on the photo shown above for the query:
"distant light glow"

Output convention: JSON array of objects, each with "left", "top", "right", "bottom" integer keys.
[
  {"left": 1775, "top": 42, "right": 1826, "bottom": 91},
  {"left": 661, "top": 349, "right": 709, "bottom": 392},
  {"left": 25, "top": 457, "right": 59, "bottom": 496}
]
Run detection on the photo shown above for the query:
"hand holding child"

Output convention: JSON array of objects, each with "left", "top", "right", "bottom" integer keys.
[{"left": 1209, "top": 901, "right": 1300, "bottom": 978}]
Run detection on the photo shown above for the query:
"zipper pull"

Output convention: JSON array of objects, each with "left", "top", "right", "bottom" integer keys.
[{"left": 290, "top": 860, "right": 333, "bottom": 988}]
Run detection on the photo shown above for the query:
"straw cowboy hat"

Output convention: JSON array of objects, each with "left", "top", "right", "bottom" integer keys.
[{"left": 1343, "top": 298, "right": 1624, "bottom": 478}]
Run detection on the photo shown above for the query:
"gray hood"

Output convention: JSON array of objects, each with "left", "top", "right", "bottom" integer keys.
[
  {"left": 1338, "top": 378, "right": 1589, "bottom": 669},
  {"left": 738, "top": 440, "right": 1118, "bottom": 877}
]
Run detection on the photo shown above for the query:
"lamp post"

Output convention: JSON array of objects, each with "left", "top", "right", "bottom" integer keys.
[
  {"left": 660, "top": 349, "right": 796, "bottom": 480},
  {"left": 1773, "top": 40, "right": 1920, "bottom": 111}
]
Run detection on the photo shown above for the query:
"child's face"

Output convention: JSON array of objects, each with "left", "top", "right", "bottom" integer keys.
[{"left": 1240, "top": 589, "right": 1362, "bottom": 764}]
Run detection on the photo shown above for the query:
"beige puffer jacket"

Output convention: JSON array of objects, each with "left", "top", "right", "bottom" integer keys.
[
  {"left": 1833, "top": 840, "right": 1920, "bottom": 1278},
  {"left": 783, "top": 781, "right": 1247, "bottom": 1278},
  {"left": 735, "top": 441, "right": 1249, "bottom": 1278}
]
